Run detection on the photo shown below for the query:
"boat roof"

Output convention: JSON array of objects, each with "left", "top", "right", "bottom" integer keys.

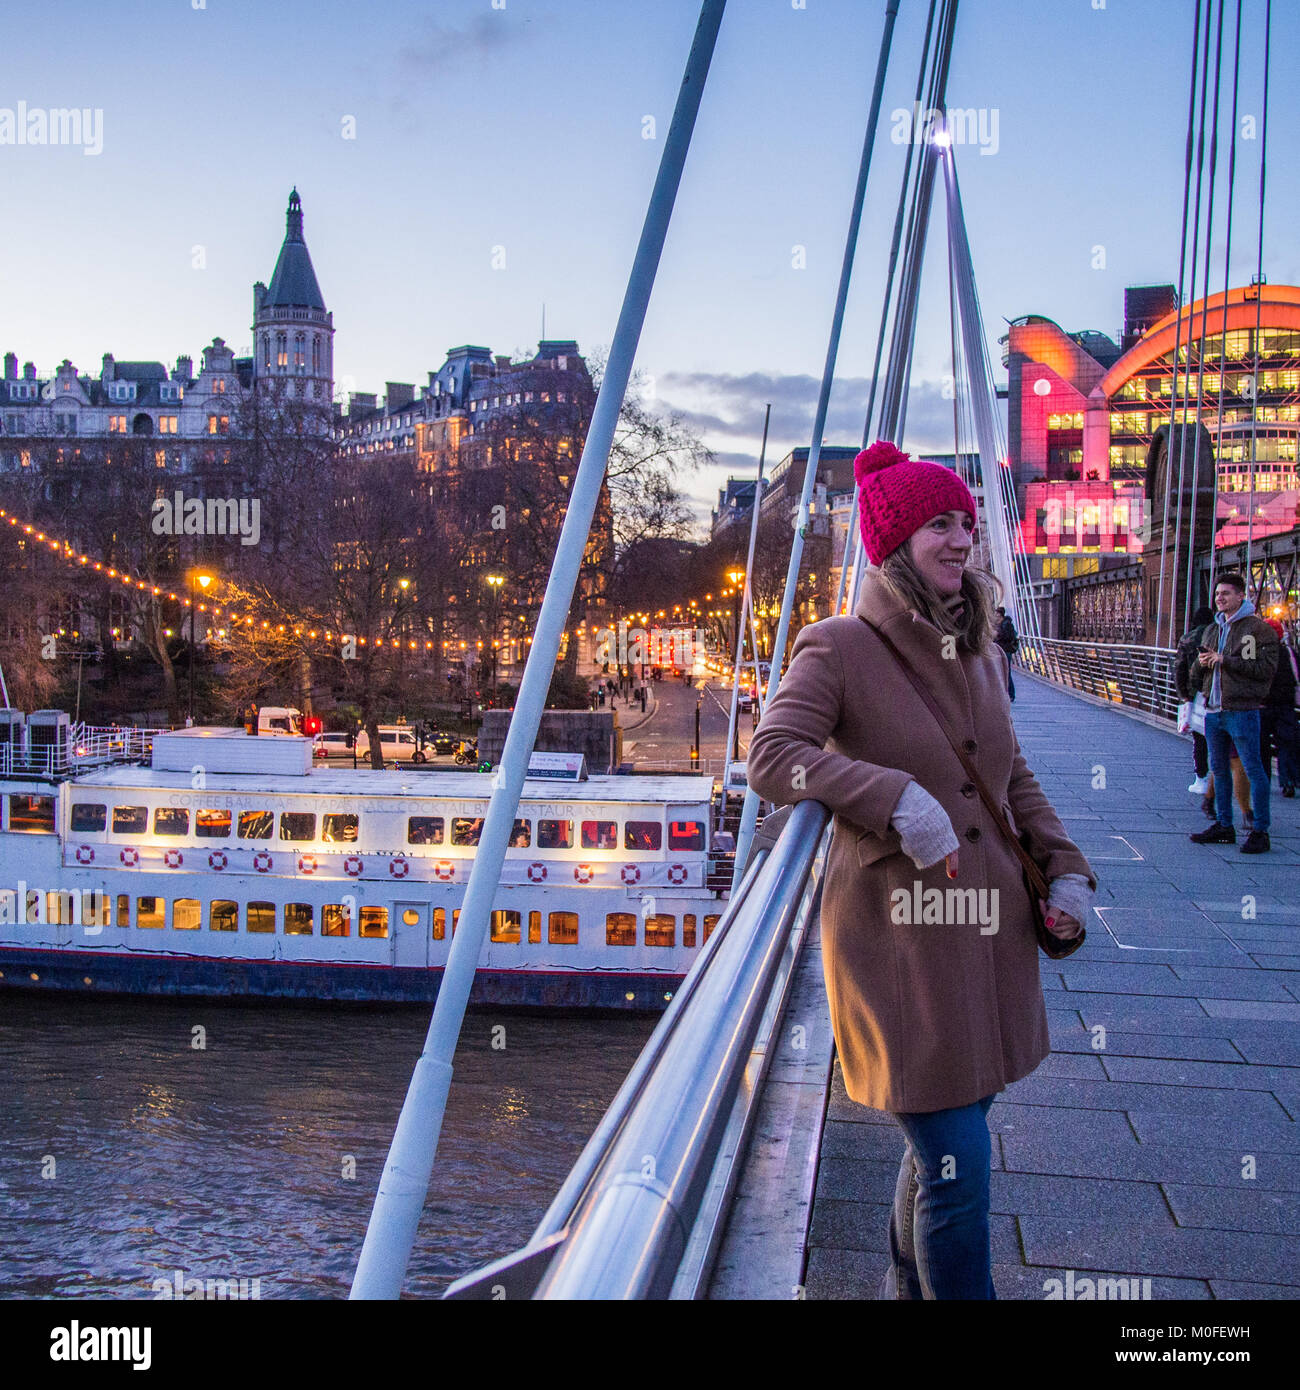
[{"left": 66, "top": 767, "right": 715, "bottom": 804}]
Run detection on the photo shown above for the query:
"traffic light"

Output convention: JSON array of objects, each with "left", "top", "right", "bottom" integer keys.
[{"left": 302, "top": 715, "right": 323, "bottom": 737}]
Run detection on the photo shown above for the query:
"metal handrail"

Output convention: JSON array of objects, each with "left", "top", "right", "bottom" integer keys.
[
  {"left": 1019, "top": 636, "right": 1181, "bottom": 722},
  {"left": 0, "top": 725, "right": 161, "bottom": 780},
  {"left": 441, "top": 797, "right": 830, "bottom": 1301}
]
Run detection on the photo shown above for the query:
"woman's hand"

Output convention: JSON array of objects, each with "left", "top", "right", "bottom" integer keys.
[
  {"left": 1038, "top": 900, "right": 1083, "bottom": 939},
  {"left": 1040, "top": 873, "right": 1093, "bottom": 940},
  {"left": 890, "top": 782, "right": 960, "bottom": 873}
]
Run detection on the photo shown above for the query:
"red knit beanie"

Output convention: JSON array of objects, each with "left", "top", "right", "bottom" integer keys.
[{"left": 854, "top": 441, "right": 977, "bottom": 565}]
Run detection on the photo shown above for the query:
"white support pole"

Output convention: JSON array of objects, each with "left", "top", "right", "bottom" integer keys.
[{"left": 349, "top": 0, "right": 729, "bottom": 1300}]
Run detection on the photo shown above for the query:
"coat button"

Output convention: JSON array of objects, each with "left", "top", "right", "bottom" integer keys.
[
  {"left": 961, "top": 782, "right": 976, "bottom": 798},
  {"left": 963, "top": 739, "right": 978, "bottom": 754},
  {"left": 965, "top": 826, "right": 981, "bottom": 842}
]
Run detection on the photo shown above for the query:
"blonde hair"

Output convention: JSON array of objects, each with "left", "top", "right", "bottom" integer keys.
[{"left": 877, "top": 540, "right": 999, "bottom": 654}]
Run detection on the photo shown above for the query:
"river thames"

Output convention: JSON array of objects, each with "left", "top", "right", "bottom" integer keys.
[{"left": 0, "top": 994, "right": 655, "bottom": 1298}]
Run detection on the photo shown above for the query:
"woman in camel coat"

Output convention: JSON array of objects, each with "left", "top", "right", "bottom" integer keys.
[{"left": 747, "top": 441, "right": 1095, "bottom": 1300}]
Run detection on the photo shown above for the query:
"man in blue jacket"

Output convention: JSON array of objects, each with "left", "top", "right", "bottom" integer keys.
[{"left": 1189, "top": 572, "right": 1280, "bottom": 854}]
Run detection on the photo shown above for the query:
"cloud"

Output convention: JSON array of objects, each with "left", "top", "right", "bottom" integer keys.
[{"left": 399, "top": 14, "right": 520, "bottom": 76}]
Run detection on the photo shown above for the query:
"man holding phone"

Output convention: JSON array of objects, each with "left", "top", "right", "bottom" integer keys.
[{"left": 1189, "top": 572, "right": 1279, "bottom": 853}]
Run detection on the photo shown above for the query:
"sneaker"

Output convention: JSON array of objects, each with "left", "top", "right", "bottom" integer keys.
[
  {"left": 1190, "top": 823, "right": 1236, "bottom": 844},
  {"left": 1189, "top": 775, "right": 1211, "bottom": 795},
  {"left": 1200, "top": 794, "right": 1216, "bottom": 819},
  {"left": 1240, "top": 830, "right": 1271, "bottom": 854}
]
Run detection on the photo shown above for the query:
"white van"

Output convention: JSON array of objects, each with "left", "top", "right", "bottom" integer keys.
[{"left": 353, "top": 725, "right": 420, "bottom": 763}]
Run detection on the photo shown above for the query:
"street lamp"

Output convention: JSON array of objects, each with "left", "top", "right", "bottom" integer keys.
[
  {"left": 485, "top": 573, "right": 505, "bottom": 703},
  {"left": 188, "top": 571, "right": 212, "bottom": 725}
]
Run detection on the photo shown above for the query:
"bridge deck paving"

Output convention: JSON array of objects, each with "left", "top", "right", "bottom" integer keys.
[{"left": 802, "top": 675, "right": 1300, "bottom": 1301}]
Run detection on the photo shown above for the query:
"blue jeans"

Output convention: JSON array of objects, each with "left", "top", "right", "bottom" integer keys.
[
  {"left": 1206, "top": 708, "right": 1270, "bottom": 833},
  {"left": 881, "top": 1093, "right": 997, "bottom": 1300}
]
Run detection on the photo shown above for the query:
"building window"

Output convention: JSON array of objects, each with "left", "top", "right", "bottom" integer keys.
[
  {"left": 276, "top": 333, "right": 287, "bottom": 369},
  {"left": 213, "top": 379, "right": 226, "bottom": 394},
  {"left": 109, "top": 415, "right": 127, "bottom": 434},
  {"left": 159, "top": 415, "right": 178, "bottom": 434}
]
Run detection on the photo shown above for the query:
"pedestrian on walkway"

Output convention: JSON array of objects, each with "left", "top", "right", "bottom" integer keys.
[
  {"left": 748, "top": 440, "right": 1095, "bottom": 1302},
  {"left": 1189, "top": 573, "right": 1279, "bottom": 854},
  {"left": 993, "top": 605, "right": 1018, "bottom": 702},
  {"left": 1175, "top": 606, "right": 1214, "bottom": 796},
  {"left": 1261, "top": 617, "right": 1299, "bottom": 798}
]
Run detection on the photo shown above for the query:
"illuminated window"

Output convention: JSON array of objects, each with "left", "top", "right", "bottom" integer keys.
[
  {"left": 322, "top": 813, "right": 358, "bottom": 843},
  {"left": 210, "top": 900, "right": 238, "bottom": 932},
  {"left": 279, "top": 812, "right": 316, "bottom": 842},
  {"left": 360, "top": 907, "right": 388, "bottom": 938},
  {"left": 645, "top": 914, "right": 676, "bottom": 947},
  {"left": 70, "top": 803, "right": 107, "bottom": 833},
  {"left": 322, "top": 903, "right": 352, "bottom": 937},
  {"left": 508, "top": 819, "right": 531, "bottom": 848},
  {"left": 582, "top": 820, "right": 618, "bottom": 850},
  {"left": 451, "top": 817, "right": 483, "bottom": 847},
  {"left": 703, "top": 914, "right": 721, "bottom": 941},
  {"left": 116, "top": 895, "right": 130, "bottom": 928},
  {"left": 407, "top": 816, "right": 444, "bottom": 845},
  {"left": 196, "top": 809, "right": 231, "bottom": 838},
  {"left": 528, "top": 910, "right": 542, "bottom": 944},
  {"left": 433, "top": 907, "right": 457, "bottom": 940},
  {"left": 491, "top": 909, "right": 522, "bottom": 944},
  {"left": 683, "top": 914, "right": 697, "bottom": 948},
  {"left": 173, "top": 898, "right": 201, "bottom": 931},
  {"left": 238, "top": 810, "right": 273, "bottom": 840},
  {"left": 108, "top": 415, "right": 127, "bottom": 433},
  {"left": 8, "top": 795, "right": 55, "bottom": 832},
  {"left": 246, "top": 901, "right": 275, "bottom": 933},
  {"left": 207, "top": 415, "right": 230, "bottom": 435},
  {"left": 284, "top": 903, "right": 314, "bottom": 935},
  {"left": 548, "top": 911, "right": 578, "bottom": 945},
  {"left": 112, "top": 805, "right": 148, "bottom": 835},
  {"left": 538, "top": 818, "right": 573, "bottom": 849},
  {"left": 137, "top": 896, "right": 165, "bottom": 929},
  {"left": 159, "top": 415, "right": 178, "bottom": 434},
  {"left": 624, "top": 821, "right": 662, "bottom": 851},
  {"left": 606, "top": 912, "right": 636, "bottom": 946},
  {"left": 668, "top": 821, "right": 705, "bottom": 851},
  {"left": 154, "top": 807, "right": 189, "bottom": 837}
]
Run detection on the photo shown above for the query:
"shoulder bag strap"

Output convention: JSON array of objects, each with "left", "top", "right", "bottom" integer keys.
[{"left": 860, "top": 616, "right": 1050, "bottom": 900}]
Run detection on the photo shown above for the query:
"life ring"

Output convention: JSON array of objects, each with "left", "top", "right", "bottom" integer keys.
[
  {"left": 574, "top": 864, "right": 594, "bottom": 884},
  {"left": 253, "top": 850, "right": 273, "bottom": 873},
  {"left": 434, "top": 861, "right": 455, "bottom": 882},
  {"left": 621, "top": 864, "right": 641, "bottom": 885},
  {"left": 668, "top": 864, "right": 688, "bottom": 885},
  {"left": 75, "top": 845, "right": 95, "bottom": 866},
  {"left": 163, "top": 849, "right": 184, "bottom": 869},
  {"left": 527, "top": 863, "right": 548, "bottom": 884},
  {"left": 343, "top": 855, "right": 364, "bottom": 878},
  {"left": 119, "top": 847, "right": 139, "bottom": 867},
  {"left": 298, "top": 854, "right": 318, "bottom": 875},
  {"left": 208, "top": 850, "right": 228, "bottom": 871},
  {"left": 389, "top": 856, "right": 411, "bottom": 879}
]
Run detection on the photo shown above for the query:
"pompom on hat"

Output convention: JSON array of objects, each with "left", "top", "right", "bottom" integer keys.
[{"left": 854, "top": 440, "right": 977, "bottom": 565}]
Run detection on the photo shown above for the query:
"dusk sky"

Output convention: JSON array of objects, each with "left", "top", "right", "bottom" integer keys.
[{"left": 3, "top": 0, "right": 1295, "bottom": 529}]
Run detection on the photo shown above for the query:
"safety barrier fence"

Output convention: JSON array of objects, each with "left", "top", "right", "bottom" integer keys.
[{"left": 1019, "top": 637, "right": 1181, "bottom": 724}]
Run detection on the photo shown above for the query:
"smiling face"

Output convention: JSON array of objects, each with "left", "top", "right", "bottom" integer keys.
[
  {"left": 1214, "top": 581, "right": 1244, "bottom": 617},
  {"left": 906, "top": 508, "right": 975, "bottom": 596}
]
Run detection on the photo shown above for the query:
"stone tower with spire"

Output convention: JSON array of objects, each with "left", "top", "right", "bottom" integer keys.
[{"left": 252, "top": 188, "right": 334, "bottom": 414}]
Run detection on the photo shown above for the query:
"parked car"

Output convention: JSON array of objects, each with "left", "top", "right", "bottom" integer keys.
[
  {"left": 311, "top": 732, "right": 351, "bottom": 760},
  {"left": 353, "top": 725, "right": 420, "bottom": 763},
  {"left": 737, "top": 690, "right": 754, "bottom": 712}
]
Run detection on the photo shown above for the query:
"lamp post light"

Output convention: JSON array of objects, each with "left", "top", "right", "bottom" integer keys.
[
  {"left": 485, "top": 573, "right": 505, "bottom": 704},
  {"left": 188, "top": 571, "right": 213, "bottom": 726}
]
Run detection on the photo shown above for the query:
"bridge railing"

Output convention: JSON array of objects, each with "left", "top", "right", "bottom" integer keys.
[
  {"left": 1019, "top": 637, "right": 1181, "bottom": 723},
  {"left": 0, "top": 725, "right": 162, "bottom": 780},
  {"left": 442, "top": 796, "right": 831, "bottom": 1301}
]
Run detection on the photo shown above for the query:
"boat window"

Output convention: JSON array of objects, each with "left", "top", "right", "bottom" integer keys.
[
  {"left": 624, "top": 821, "right": 662, "bottom": 851},
  {"left": 173, "top": 898, "right": 201, "bottom": 930},
  {"left": 84, "top": 891, "right": 110, "bottom": 928},
  {"left": 116, "top": 894, "right": 130, "bottom": 928},
  {"left": 451, "top": 817, "right": 483, "bottom": 847},
  {"left": 246, "top": 901, "right": 275, "bottom": 933},
  {"left": 401, "top": 908, "right": 420, "bottom": 927},
  {"left": 683, "top": 914, "right": 697, "bottom": 948},
  {"left": 432, "top": 907, "right": 460, "bottom": 940},
  {"left": 360, "top": 906, "right": 388, "bottom": 938},
  {"left": 668, "top": 820, "right": 705, "bottom": 851},
  {"left": 111, "top": 805, "right": 148, "bottom": 835},
  {"left": 280, "top": 813, "right": 316, "bottom": 843},
  {"left": 70, "top": 803, "right": 107, "bottom": 833},
  {"left": 703, "top": 914, "right": 721, "bottom": 941},
  {"left": 490, "top": 909, "right": 521, "bottom": 944},
  {"left": 537, "top": 818, "right": 573, "bottom": 850},
  {"left": 238, "top": 810, "right": 274, "bottom": 841},
  {"left": 407, "top": 816, "right": 445, "bottom": 846},
  {"left": 136, "top": 896, "right": 165, "bottom": 929},
  {"left": 8, "top": 795, "right": 55, "bottom": 833},
  {"left": 154, "top": 807, "right": 189, "bottom": 837},
  {"left": 45, "top": 891, "right": 78, "bottom": 925},
  {"left": 210, "top": 900, "right": 238, "bottom": 932},
  {"left": 508, "top": 819, "right": 531, "bottom": 848},
  {"left": 196, "top": 809, "right": 232, "bottom": 838},
  {"left": 284, "top": 902, "right": 314, "bottom": 935},
  {"left": 605, "top": 912, "right": 636, "bottom": 947},
  {"left": 548, "top": 911, "right": 579, "bottom": 945},
  {"left": 322, "top": 813, "right": 358, "bottom": 843},
  {"left": 645, "top": 914, "right": 675, "bottom": 947},
  {"left": 322, "top": 904, "right": 351, "bottom": 937},
  {"left": 528, "top": 910, "right": 542, "bottom": 944},
  {"left": 582, "top": 820, "right": 618, "bottom": 851}
]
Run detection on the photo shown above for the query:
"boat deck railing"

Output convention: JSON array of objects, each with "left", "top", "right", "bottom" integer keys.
[
  {"left": 442, "top": 796, "right": 831, "bottom": 1300},
  {"left": 0, "top": 724, "right": 161, "bottom": 780},
  {"left": 1019, "top": 637, "right": 1180, "bottom": 723}
]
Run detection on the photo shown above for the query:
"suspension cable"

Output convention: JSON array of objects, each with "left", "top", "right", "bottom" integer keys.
[{"left": 1245, "top": 0, "right": 1271, "bottom": 588}]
